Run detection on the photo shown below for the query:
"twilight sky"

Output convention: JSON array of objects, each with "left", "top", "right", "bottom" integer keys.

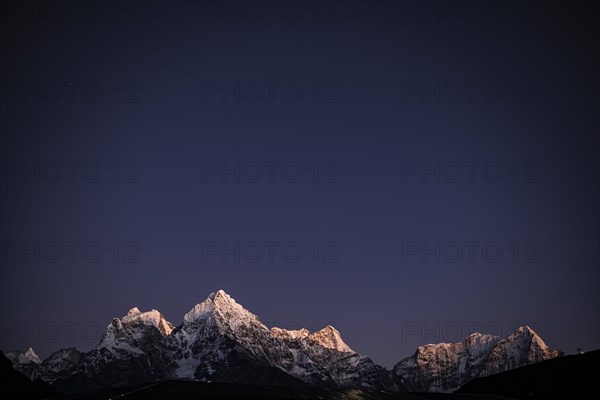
[{"left": 0, "top": 1, "right": 598, "bottom": 368}]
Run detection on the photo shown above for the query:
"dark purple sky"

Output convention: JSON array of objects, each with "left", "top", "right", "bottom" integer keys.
[{"left": 1, "top": 1, "right": 598, "bottom": 368}]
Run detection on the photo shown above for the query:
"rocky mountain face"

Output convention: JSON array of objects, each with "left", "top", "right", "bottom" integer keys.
[
  {"left": 7, "top": 290, "right": 403, "bottom": 394},
  {"left": 6, "top": 347, "right": 41, "bottom": 380},
  {"left": 392, "top": 326, "right": 563, "bottom": 392},
  {"left": 1, "top": 351, "right": 62, "bottom": 399}
]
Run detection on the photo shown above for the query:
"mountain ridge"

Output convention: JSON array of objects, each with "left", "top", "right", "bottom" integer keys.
[
  {"left": 392, "top": 324, "right": 563, "bottom": 392},
  {"left": 6, "top": 289, "right": 562, "bottom": 395}
]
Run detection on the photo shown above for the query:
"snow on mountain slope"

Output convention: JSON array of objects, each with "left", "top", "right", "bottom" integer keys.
[
  {"left": 482, "top": 325, "right": 563, "bottom": 377},
  {"left": 122, "top": 307, "right": 174, "bottom": 335},
  {"left": 272, "top": 325, "right": 353, "bottom": 353},
  {"left": 5, "top": 347, "right": 41, "bottom": 379},
  {"left": 393, "top": 326, "right": 563, "bottom": 392},
  {"left": 167, "top": 290, "right": 398, "bottom": 390},
  {"left": 46, "top": 307, "right": 179, "bottom": 393},
  {"left": 271, "top": 327, "right": 310, "bottom": 341},
  {"left": 36, "top": 347, "right": 83, "bottom": 383},
  {"left": 393, "top": 332, "right": 500, "bottom": 392},
  {"left": 308, "top": 325, "right": 355, "bottom": 353},
  {"left": 8, "top": 347, "right": 41, "bottom": 365},
  {"left": 24, "top": 347, "right": 41, "bottom": 364},
  {"left": 270, "top": 324, "right": 398, "bottom": 390},
  {"left": 99, "top": 307, "right": 174, "bottom": 355},
  {"left": 7, "top": 290, "right": 402, "bottom": 393},
  {"left": 169, "top": 290, "right": 278, "bottom": 379}
]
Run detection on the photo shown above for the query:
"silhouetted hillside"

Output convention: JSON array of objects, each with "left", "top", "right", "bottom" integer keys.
[
  {"left": 1, "top": 351, "right": 62, "bottom": 399},
  {"left": 457, "top": 350, "right": 599, "bottom": 399}
]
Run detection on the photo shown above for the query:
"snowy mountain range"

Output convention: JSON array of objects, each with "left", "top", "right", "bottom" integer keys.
[{"left": 6, "top": 290, "right": 562, "bottom": 394}]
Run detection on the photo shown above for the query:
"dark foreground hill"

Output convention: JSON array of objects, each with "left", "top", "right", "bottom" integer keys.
[
  {"left": 59, "top": 380, "right": 514, "bottom": 400},
  {"left": 0, "top": 352, "right": 62, "bottom": 400},
  {"left": 457, "top": 349, "right": 599, "bottom": 399}
]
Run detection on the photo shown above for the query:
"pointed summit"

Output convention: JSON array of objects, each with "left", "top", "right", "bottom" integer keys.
[
  {"left": 126, "top": 307, "right": 141, "bottom": 317},
  {"left": 24, "top": 347, "right": 41, "bottom": 364},
  {"left": 183, "top": 289, "right": 253, "bottom": 326},
  {"left": 204, "top": 289, "right": 229, "bottom": 302},
  {"left": 183, "top": 293, "right": 217, "bottom": 323},
  {"left": 514, "top": 325, "right": 536, "bottom": 335},
  {"left": 212, "top": 289, "right": 235, "bottom": 303},
  {"left": 481, "top": 325, "right": 562, "bottom": 378},
  {"left": 309, "top": 325, "right": 354, "bottom": 353}
]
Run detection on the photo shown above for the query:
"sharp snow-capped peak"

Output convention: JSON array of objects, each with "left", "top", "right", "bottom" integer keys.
[
  {"left": 310, "top": 325, "right": 355, "bottom": 353},
  {"left": 182, "top": 294, "right": 217, "bottom": 323},
  {"left": 492, "top": 325, "right": 547, "bottom": 353},
  {"left": 24, "top": 347, "right": 41, "bottom": 364},
  {"left": 182, "top": 289, "right": 266, "bottom": 332},
  {"left": 5, "top": 347, "right": 43, "bottom": 381},
  {"left": 7, "top": 347, "right": 42, "bottom": 365}
]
